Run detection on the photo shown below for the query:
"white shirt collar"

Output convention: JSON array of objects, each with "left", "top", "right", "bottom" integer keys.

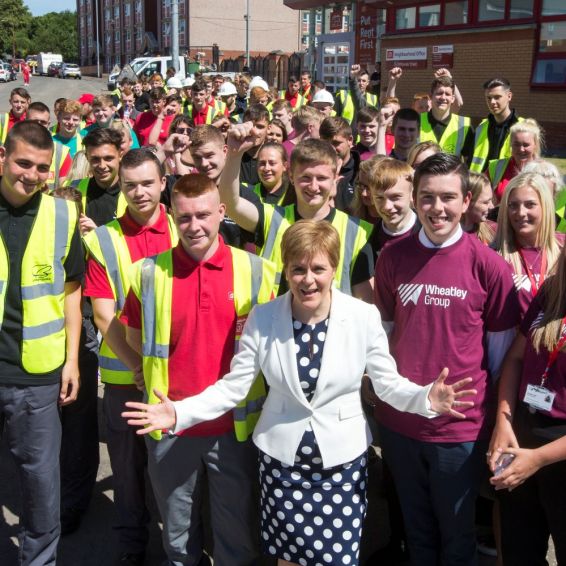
[
  {"left": 418, "top": 224, "right": 463, "bottom": 248},
  {"left": 382, "top": 210, "right": 417, "bottom": 237}
]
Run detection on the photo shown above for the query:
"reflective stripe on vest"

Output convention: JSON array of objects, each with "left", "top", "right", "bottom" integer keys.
[
  {"left": 0, "top": 194, "right": 77, "bottom": 373},
  {"left": 278, "top": 90, "right": 306, "bottom": 110},
  {"left": 338, "top": 91, "right": 378, "bottom": 124},
  {"left": 420, "top": 113, "right": 471, "bottom": 156},
  {"left": 556, "top": 190, "right": 566, "bottom": 233},
  {"left": 0, "top": 113, "right": 8, "bottom": 144},
  {"left": 48, "top": 141, "right": 68, "bottom": 188},
  {"left": 471, "top": 116, "right": 524, "bottom": 173},
  {"left": 260, "top": 204, "right": 372, "bottom": 294},
  {"left": 131, "top": 246, "right": 277, "bottom": 440},
  {"left": 185, "top": 104, "right": 216, "bottom": 124},
  {"left": 488, "top": 158, "right": 510, "bottom": 189}
]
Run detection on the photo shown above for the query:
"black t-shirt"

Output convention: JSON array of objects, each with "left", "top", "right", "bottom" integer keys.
[
  {"left": 254, "top": 203, "right": 373, "bottom": 294},
  {"left": 134, "top": 92, "right": 151, "bottom": 112},
  {"left": 240, "top": 181, "right": 288, "bottom": 206},
  {"left": 240, "top": 150, "right": 260, "bottom": 185},
  {"left": 0, "top": 190, "right": 84, "bottom": 385},
  {"left": 85, "top": 178, "right": 122, "bottom": 227},
  {"left": 335, "top": 152, "right": 360, "bottom": 214}
]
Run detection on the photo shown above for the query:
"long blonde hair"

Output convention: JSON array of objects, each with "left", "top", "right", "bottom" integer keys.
[
  {"left": 467, "top": 172, "right": 495, "bottom": 244},
  {"left": 493, "top": 172, "right": 561, "bottom": 276},
  {"left": 532, "top": 248, "right": 566, "bottom": 352}
]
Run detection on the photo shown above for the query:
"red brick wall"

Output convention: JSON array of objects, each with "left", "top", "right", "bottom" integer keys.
[{"left": 380, "top": 27, "right": 566, "bottom": 154}]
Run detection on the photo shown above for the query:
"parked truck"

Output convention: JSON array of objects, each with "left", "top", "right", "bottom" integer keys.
[{"left": 37, "top": 52, "right": 63, "bottom": 76}]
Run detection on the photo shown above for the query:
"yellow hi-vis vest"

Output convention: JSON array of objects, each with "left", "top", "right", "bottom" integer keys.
[
  {"left": 252, "top": 182, "right": 287, "bottom": 206},
  {"left": 130, "top": 246, "right": 278, "bottom": 440},
  {"left": 336, "top": 90, "right": 378, "bottom": 124},
  {"left": 213, "top": 97, "right": 227, "bottom": 116},
  {"left": 555, "top": 190, "right": 566, "bottom": 233},
  {"left": 82, "top": 212, "right": 179, "bottom": 384},
  {"left": 47, "top": 141, "right": 71, "bottom": 189},
  {"left": 420, "top": 113, "right": 471, "bottom": 157},
  {"left": 470, "top": 116, "right": 525, "bottom": 173},
  {"left": 184, "top": 104, "right": 217, "bottom": 124},
  {"left": 260, "top": 204, "right": 373, "bottom": 295},
  {"left": 278, "top": 90, "right": 306, "bottom": 110},
  {"left": 0, "top": 112, "right": 11, "bottom": 144},
  {"left": 0, "top": 194, "right": 78, "bottom": 373},
  {"left": 70, "top": 178, "right": 128, "bottom": 217},
  {"left": 488, "top": 157, "right": 511, "bottom": 190},
  {"left": 52, "top": 130, "right": 84, "bottom": 159}
]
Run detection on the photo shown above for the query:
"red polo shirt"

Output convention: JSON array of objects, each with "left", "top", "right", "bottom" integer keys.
[
  {"left": 191, "top": 105, "right": 211, "bottom": 126},
  {"left": 8, "top": 110, "right": 26, "bottom": 130},
  {"left": 120, "top": 237, "right": 237, "bottom": 437},
  {"left": 133, "top": 112, "right": 174, "bottom": 146},
  {"left": 285, "top": 90, "right": 301, "bottom": 108},
  {"left": 84, "top": 205, "right": 172, "bottom": 299}
]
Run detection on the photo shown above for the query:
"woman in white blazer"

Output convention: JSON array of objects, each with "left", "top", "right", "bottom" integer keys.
[{"left": 124, "top": 220, "right": 476, "bottom": 566}]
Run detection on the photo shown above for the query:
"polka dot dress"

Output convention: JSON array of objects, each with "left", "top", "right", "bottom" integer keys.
[{"left": 259, "top": 317, "right": 368, "bottom": 565}]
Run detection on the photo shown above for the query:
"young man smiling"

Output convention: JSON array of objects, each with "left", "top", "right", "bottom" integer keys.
[
  {"left": 0, "top": 87, "right": 31, "bottom": 144},
  {"left": 374, "top": 153, "right": 520, "bottom": 566}
]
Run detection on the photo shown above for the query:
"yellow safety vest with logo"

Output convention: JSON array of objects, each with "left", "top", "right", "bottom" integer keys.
[
  {"left": 82, "top": 212, "right": 179, "bottom": 384},
  {"left": 0, "top": 194, "right": 77, "bottom": 373},
  {"left": 336, "top": 91, "right": 378, "bottom": 124},
  {"left": 488, "top": 157, "right": 510, "bottom": 190},
  {"left": 260, "top": 204, "right": 372, "bottom": 295},
  {"left": 184, "top": 104, "right": 217, "bottom": 124},
  {"left": 420, "top": 113, "right": 471, "bottom": 157},
  {"left": 47, "top": 141, "right": 71, "bottom": 189},
  {"left": 130, "top": 246, "right": 277, "bottom": 440},
  {"left": 278, "top": 90, "right": 306, "bottom": 110},
  {"left": 555, "top": 189, "right": 566, "bottom": 233},
  {"left": 69, "top": 178, "right": 128, "bottom": 218},
  {"left": 470, "top": 116, "right": 525, "bottom": 173}
]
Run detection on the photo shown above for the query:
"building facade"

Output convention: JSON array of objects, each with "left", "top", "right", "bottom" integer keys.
[
  {"left": 77, "top": 0, "right": 301, "bottom": 73},
  {"left": 284, "top": 0, "right": 566, "bottom": 151}
]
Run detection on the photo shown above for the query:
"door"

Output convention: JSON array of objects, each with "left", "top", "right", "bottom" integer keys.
[{"left": 321, "top": 42, "right": 350, "bottom": 94}]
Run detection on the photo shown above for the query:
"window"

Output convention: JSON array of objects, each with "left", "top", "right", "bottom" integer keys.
[
  {"left": 419, "top": 4, "right": 440, "bottom": 26},
  {"left": 532, "top": 13, "right": 566, "bottom": 85},
  {"left": 533, "top": 59, "right": 566, "bottom": 84},
  {"left": 542, "top": 0, "right": 566, "bottom": 17},
  {"left": 540, "top": 21, "right": 566, "bottom": 52},
  {"left": 478, "top": 0, "right": 505, "bottom": 21},
  {"left": 444, "top": 1, "right": 468, "bottom": 25},
  {"left": 114, "top": 6, "right": 119, "bottom": 18},
  {"left": 124, "top": 3, "right": 130, "bottom": 17},
  {"left": 510, "top": 0, "right": 533, "bottom": 19},
  {"left": 396, "top": 7, "right": 416, "bottom": 29},
  {"left": 115, "top": 30, "right": 120, "bottom": 42}
]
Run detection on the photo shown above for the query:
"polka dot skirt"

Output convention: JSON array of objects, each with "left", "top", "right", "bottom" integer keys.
[{"left": 258, "top": 318, "right": 368, "bottom": 565}]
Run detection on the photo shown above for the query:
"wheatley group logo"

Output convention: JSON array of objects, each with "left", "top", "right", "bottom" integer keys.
[{"left": 397, "top": 283, "right": 468, "bottom": 309}]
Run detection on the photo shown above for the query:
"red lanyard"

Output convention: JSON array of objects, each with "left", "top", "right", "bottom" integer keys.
[
  {"left": 540, "top": 316, "right": 566, "bottom": 387},
  {"left": 518, "top": 247, "right": 547, "bottom": 297}
]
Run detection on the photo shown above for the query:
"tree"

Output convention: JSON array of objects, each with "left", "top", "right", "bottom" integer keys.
[
  {"left": 0, "top": 0, "right": 32, "bottom": 58},
  {"left": 28, "top": 11, "right": 78, "bottom": 61}
]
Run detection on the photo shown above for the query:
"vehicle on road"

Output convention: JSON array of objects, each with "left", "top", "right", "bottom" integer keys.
[
  {"left": 47, "top": 62, "right": 63, "bottom": 77},
  {"left": 0, "top": 65, "right": 9, "bottom": 83},
  {"left": 38, "top": 52, "right": 63, "bottom": 75},
  {"left": 60, "top": 63, "right": 82, "bottom": 79}
]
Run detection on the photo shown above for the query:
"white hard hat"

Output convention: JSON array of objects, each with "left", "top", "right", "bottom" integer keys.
[
  {"left": 217, "top": 82, "right": 237, "bottom": 97},
  {"left": 312, "top": 89, "right": 335, "bottom": 106},
  {"left": 182, "top": 77, "right": 195, "bottom": 88},
  {"left": 166, "top": 77, "right": 183, "bottom": 89},
  {"left": 249, "top": 76, "right": 269, "bottom": 92}
]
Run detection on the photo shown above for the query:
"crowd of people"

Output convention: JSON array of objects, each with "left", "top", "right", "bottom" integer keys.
[{"left": 0, "top": 61, "right": 565, "bottom": 566}]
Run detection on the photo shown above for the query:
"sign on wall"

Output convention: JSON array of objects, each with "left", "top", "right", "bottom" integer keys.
[
  {"left": 385, "top": 47, "right": 428, "bottom": 69},
  {"left": 356, "top": 3, "right": 379, "bottom": 65},
  {"left": 432, "top": 45, "right": 454, "bottom": 69},
  {"left": 330, "top": 9, "right": 343, "bottom": 31}
]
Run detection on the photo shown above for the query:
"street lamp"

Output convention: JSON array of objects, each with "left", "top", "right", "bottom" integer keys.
[{"left": 244, "top": 0, "right": 250, "bottom": 67}]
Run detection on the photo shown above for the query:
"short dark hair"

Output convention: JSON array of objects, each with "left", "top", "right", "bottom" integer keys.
[
  {"left": 28, "top": 101, "right": 50, "bottom": 114},
  {"left": 119, "top": 148, "right": 164, "bottom": 177},
  {"left": 300, "top": 71, "right": 311, "bottom": 79},
  {"left": 83, "top": 128, "right": 123, "bottom": 152},
  {"left": 392, "top": 108, "right": 420, "bottom": 130},
  {"left": 413, "top": 153, "right": 469, "bottom": 197},
  {"left": 313, "top": 80, "right": 325, "bottom": 90},
  {"left": 483, "top": 77, "right": 511, "bottom": 90},
  {"left": 149, "top": 87, "right": 166, "bottom": 101},
  {"left": 165, "top": 93, "right": 182, "bottom": 105},
  {"left": 357, "top": 106, "right": 379, "bottom": 124},
  {"left": 10, "top": 87, "right": 30, "bottom": 101},
  {"left": 288, "top": 75, "right": 299, "bottom": 83},
  {"left": 319, "top": 116, "right": 352, "bottom": 140},
  {"left": 430, "top": 75, "right": 454, "bottom": 93},
  {"left": 4, "top": 121, "right": 53, "bottom": 156},
  {"left": 191, "top": 79, "right": 208, "bottom": 93},
  {"left": 243, "top": 103, "right": 270, "bottom": 123}
]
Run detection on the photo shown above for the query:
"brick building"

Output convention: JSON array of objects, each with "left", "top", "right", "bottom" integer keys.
[
  {"left": 77, "top": 0, "right": 301, "bottom": 73},
  {"left": 284, "top": 0, "right": 566, "bottom": 151}
]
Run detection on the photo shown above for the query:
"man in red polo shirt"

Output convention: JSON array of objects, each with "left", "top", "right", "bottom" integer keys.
[
  {"left": 133, "top": 87, "right": 174, "bottom": 147},
  {"left": 278, "top": 76, "right": 306, "bottom": 110},
  {"left": 184, "top": 78, "right": 218, "bottom": 126},
  {"left": 83, "top": 148, "right": 176, "bottom": 566},
  {"left": 0, "top": 87, "right": 30, "bottom": 144}
]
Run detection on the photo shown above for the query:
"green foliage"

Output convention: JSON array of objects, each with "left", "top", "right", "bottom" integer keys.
[{"left": 0, "top": 1, "right": 78, "bottom": 61}]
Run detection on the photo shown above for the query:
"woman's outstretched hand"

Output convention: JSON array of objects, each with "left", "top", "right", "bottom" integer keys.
[
  {"left": 122, "top": 389, "right": 177, "bottom": 435},
  {"left": 428, "top": 368, "right": 476, "bottom": 419}
]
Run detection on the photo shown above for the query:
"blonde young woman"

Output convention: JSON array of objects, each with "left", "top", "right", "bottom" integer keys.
[
  {"left": 462, "top": 172, "right": 496, "bottom": 245},
  {"left": 493, "top": 172, "right": 562, "bottom": 317},
  {"left": 406, "top": 140, "right": 441, "bottom": 168},
  {"left": 488, "top": 119, "right": 542, "bottom": 203}
]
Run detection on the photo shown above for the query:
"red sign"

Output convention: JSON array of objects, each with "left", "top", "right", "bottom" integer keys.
[
  {"left": 356, "top": 3, "right": 379, "bottom": 65},
  {"left": 330, "top": 9, "right": 343, "bottom": 31},
  {"left": 432, "top": 45, "right": 454, "bottom": 69}
]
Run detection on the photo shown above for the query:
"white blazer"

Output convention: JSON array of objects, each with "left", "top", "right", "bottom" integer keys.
[{"left": 173, "top": 289, "right": 435, "bottom": 468}]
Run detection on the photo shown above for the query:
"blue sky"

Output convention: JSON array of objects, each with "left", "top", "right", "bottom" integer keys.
[{"left": 25, "top": 0, "right": 76, "bottom": 16}]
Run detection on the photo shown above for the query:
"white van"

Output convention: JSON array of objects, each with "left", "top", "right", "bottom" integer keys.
[
  {"left": 107, "top": 56, "right": 195, "bottom": 90},
  {"left": 37, "top": 52, "right": 63, "bottom": 76}
]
